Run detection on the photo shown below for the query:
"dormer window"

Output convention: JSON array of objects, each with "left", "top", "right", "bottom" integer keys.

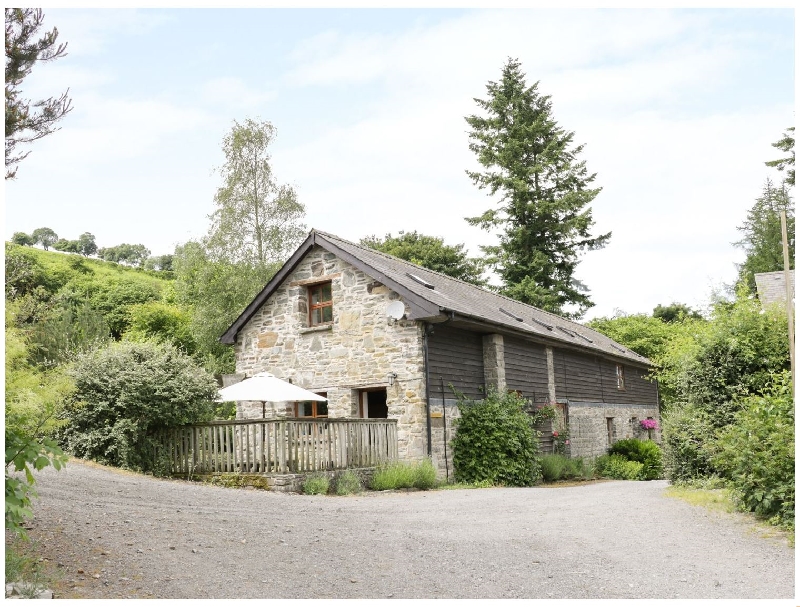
[{"left": 309, "top": 282, "right": 333, "bottom": 326}]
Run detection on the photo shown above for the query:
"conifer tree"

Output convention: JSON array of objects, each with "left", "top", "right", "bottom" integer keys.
[
  {"left": 5, "top": 8, "right": 72, "bottom": 179},
  {"left": 465, "top": 58, "right": 609, "bottom": 318},
  {"left": 735, "top": 178, "right": 795, "bottom": 293}
]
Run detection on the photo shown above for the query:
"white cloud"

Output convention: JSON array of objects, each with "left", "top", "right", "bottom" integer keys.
[
  {"left": 5, "top": 8, "right": 792, "bottom": 317},
  {"left": 46, "top": 9, "right": 173, "bottom": 58},
  {"left": 33, "top": 94, "right": 212, "bottom": 170},
  {"left": 200, "top": 77, "right": 277, "bottom": 111}
]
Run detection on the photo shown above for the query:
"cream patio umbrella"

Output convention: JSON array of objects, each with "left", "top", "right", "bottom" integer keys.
[{"left": 217, "top": 372, "right": 327, "bottom": 405}]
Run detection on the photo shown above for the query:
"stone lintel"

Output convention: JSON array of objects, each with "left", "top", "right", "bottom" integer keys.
[{"left": 289, "top": 273, "right": 342, "bottom": 287}]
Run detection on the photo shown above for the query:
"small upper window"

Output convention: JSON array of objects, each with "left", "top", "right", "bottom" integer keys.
[
  {"left": 616, "top": 364, "right": 625, "bottom": 390},
  {"left": 295, "top": 394, "right": 328, "bottom": 418},
  {"left": 308, "top": 282, "right": 333, "bottom": 326}
]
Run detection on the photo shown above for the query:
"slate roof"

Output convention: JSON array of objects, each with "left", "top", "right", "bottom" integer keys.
[
  {"left": 754, "top": 270, "right": 795, "bottom": 307},
  {"left": 221, "top": 229, "right": 651, "bottom": 366}
]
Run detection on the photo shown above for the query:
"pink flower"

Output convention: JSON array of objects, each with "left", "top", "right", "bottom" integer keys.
[
  {"left": 640, "top": 419, "right": 659, "bottom": 430},
  {"left": 552, "top": 431, "right": 559, "bottom": 437},
  {"left": 565, "top": 440, "right": 570, "bottom": 445}
]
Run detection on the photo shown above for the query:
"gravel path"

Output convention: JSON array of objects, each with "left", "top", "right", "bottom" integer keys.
[{"left": 19, "top": 459, "right": 794, "bottom": 599}]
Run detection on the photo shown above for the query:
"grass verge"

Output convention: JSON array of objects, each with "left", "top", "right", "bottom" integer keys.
[
  {"left": 664, "top": 485, "right": 794, "bottom": 547},
  {"left": 5, "top": 536, "right": 59, "bottom": 598}
]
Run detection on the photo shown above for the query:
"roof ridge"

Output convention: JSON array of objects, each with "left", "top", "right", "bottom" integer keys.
[
  {"left": 313, "top": 229, "right": 599, "bottom": 333},
  {"left": 314, "top": 228, "right": 494, "bottom": 287}
]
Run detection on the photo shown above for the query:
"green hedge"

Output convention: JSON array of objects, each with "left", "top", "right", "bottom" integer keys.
[
  {"left": 713, "top": 372, "right": 794, "bottom": 528},
  {"left": 451, "top": 389, "right": 541, "bottom": 487}
]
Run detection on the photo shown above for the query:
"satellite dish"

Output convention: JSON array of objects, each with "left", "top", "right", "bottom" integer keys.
[{"left": 385, "top": 301, "right": 405, "bottom": 321}]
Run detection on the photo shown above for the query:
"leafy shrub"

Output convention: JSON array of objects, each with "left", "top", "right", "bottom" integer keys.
[
  {"left": 124, "top": 301, "right": 197, "bottom": 355},
  {"left": 662, "top": 403, "right": 717, "bottom": 483},
  {"left": 540, "top": 455, "right": 592, "bottom": 482},
  {"left": 451, "top": 389, "right": 541, "bottom": 487},
  {"left": 608, "top": 438, "right": 663, "bottom": 480},
  {"left": 60, "top": 340, "right": 218, "bottom": 471},
  {"left": 413, "top": 458, "right": 438, "bottom": 489},
  {"left": 5, "top": 313, "right": 72, "bottom": 536},
  {"left": 540, "top": 454, "right": 567, "bottom": 482},
  {"left": 5, "top": 244, "right": 55, "bottom": 299},
  {"left": 332, "top": 470, "right": 362, "bottom": 495},
  {"left": 371, "top": 461, "right": 416, "bottom": 490},
  {"left": 28, "top": 294, "right": 110, "bottom": 367},
  {"left": 371, "top": 459, "right": 438, "bottom": 491},
  {"left": 713, "top": 371, "right": 794, "bottom": 528},
  {"left": 303, "top": 474, "right": 331, "bottom": 495},
  {"left": 595, "top": 454, "right": 644, "bottom": 480}
]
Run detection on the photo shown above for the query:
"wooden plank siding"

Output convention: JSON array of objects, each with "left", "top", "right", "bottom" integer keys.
[
  {"left": 598, "top": 358, "right": 658, "bottom": 405},
  {"left": 554, "top": 349, "right": 657, "bottom": 405},
  {"left": 554, "top": 349, "right": 601, "bottom": 401},
  {"left": 427, "top": 324, "right": 485, "bottom": 400},
  {"left": 503, "top": 336, "right": 550, "bottom": 403}
]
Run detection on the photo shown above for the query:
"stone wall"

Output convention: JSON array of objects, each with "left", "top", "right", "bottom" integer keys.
[
  {"left": 566, "top": 401, "right": 661, "bottom": 459},
  {"left": 233, "top": 246, "right": 428, "bottom": 463}
]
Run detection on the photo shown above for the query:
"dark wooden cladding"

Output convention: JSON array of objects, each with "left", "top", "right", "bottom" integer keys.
[
  {"left": 504, "top": 336, "right": 549, "bottom": 402},
  {"left": 554, "top": 348, "right": 657, "bottom": 405},
  {"left": 599, "top": 359, "right": 658, "bottom": 405},
  {"left": 427, "top": 324, "right": 485, "bottom": 400},
  {"left": 554, "top": 350, "right": 602, "bottom": 401}
]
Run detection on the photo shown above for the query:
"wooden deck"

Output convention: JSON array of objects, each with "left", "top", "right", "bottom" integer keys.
[{"left": 153, "top": 418, "right": 398, "bottom": 475}]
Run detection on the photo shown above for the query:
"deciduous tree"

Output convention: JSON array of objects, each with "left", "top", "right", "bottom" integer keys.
[
  {"left": 10, "top": 232, "right": 33, "bottom": 246},
  {"left": 5, "top": 8, "right": 72, "bottom": 179},
  {"left": 98, "top": 243, "right": 151, "bottom": 267},
  {"left": 360, "top": 231, "right": 486, "bottom": 286},
  {"left": 31, "top": 227, "right": 57, "bottom": 250},
  {"left": 652, "top": 302, "right": 703, "bottom": 323},
  {"left": 465, "top": 58, "right": 609, "bottom": 318},
  {"left": 207, "top": 118, "right": 306, "bottom": 267},
  {"left": 173, "top": 240, "right": 276, "bottom": 374},
  {"left": 77, "top": 232, "right": 97, "bottom": 257}
]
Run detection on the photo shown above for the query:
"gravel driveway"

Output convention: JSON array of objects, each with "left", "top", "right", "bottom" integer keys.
[{"left": 19, "top": 459, "right": 794, "bottom": 599}]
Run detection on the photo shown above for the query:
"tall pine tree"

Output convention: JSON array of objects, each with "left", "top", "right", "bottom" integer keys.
[
  {"left": 465, "top": 58, "right": 609, "bottom": 318},
  {"left": 735, "top": 178, "right": 795, "bottom": 293}
]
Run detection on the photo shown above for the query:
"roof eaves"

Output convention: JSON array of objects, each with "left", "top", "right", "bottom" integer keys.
[
  {"left": 313, "top": 232, "right": 442, "bottom": 319},
  {"left": 219, "top": 232, "right": 317, "bottom": 345},
  {"left": 446, "top": 311, "right": 652, "bottom": 366}
]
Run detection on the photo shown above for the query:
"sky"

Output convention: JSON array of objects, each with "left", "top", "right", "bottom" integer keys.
[{"left": 4, "top": 8, "right": 795, "bottom": 320}]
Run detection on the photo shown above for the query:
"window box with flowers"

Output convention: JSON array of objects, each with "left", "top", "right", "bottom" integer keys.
[{"left": 640, "top": 418, "right": 659, "bottom": 440}]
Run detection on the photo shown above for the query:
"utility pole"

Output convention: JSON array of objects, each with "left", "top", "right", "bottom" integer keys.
[{"left": 780, "top": 210, "right": 794, "bottom": 390}]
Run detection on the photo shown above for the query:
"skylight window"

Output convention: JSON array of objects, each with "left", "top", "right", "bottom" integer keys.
[
  {"left": 406, "top": 273, "right": 435, "bottom": 289},
  {"left": 499, "top": 307, "right": 524, "bottom": 322},
  {"left": 531, "top": 317, "right": 553, "bottom": 331}
]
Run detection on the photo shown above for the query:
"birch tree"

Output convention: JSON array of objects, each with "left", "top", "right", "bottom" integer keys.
[{"left": 206, "top": 118, "right": 306, "bottom": 266}]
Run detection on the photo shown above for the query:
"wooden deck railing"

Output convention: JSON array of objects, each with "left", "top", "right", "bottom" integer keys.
[{"left": 153, "top": 418, "right": 398, "bottom": 475}]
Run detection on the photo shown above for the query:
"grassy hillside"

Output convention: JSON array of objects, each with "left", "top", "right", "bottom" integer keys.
[
  {"left": 6, "top": 242, "right": 176, "bottom": 342},
  {"left": 5, "top": 243, "right": 172, "bottom": 294}
]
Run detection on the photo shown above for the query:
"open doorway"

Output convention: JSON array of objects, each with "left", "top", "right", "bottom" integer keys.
[{"left": 359, "top": 388, "right": 388, "bottom": 418}]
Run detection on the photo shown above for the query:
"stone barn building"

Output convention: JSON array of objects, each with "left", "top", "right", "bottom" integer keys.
[{"left": 220, "top": 230, "right": 660, "bottom": 475}]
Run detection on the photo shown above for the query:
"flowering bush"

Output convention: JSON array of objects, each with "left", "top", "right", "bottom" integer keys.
[
  {"left": 552, "top": 430, "right": 570, "bottom": 455},
  {"left": 640, "top": 418, "right": 659, "bottom": 431}
]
